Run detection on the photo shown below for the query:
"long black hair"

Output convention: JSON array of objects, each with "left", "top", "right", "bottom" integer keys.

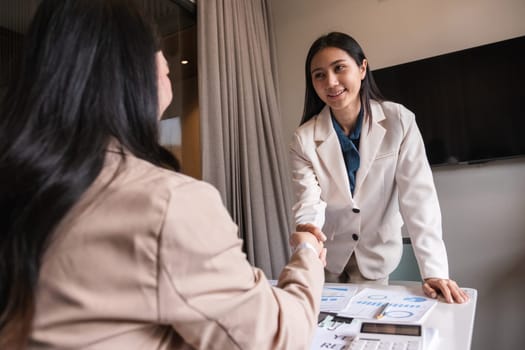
[
  {"left": 0, "top": 0, "right": 179, "bottom": 347},
  {"left": 301, "top": 32, "right": 384, "bottom": 125}
]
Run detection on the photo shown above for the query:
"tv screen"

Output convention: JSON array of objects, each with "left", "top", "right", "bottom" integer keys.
[{"left": 372, "top": 35, "right": 525, "bottom": 166}]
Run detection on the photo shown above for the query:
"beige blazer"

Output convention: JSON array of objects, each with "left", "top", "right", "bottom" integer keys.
[
  {"left": 290, "top": 100, "right": 449, "bottom": 280},
  {"left": 30, "top": 148, "right": 324, "bottom": 349}
]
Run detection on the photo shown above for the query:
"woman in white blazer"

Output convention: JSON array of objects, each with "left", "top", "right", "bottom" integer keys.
[{"left": 290, "top": 32, "right": 468, "bottom": 303}]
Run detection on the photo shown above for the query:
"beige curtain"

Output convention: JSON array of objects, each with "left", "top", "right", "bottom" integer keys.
[{"left": 197, "top": 0, "right": 292, "bottom": 278}]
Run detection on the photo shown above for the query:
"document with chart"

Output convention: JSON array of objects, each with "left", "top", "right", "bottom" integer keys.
[
  {"left": 319, "top": 283, "right": 358, "bottom": 312},
  {"left": 337, "top": 287, "right": 437, "bottom": 323},
  {"left": 269, "top": 280, "right": 358, "bottom": 313}
]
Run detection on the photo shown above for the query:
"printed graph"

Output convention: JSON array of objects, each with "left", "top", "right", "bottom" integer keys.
[{"left": 338, "top": 288, "right": 437, "bottom": 323}]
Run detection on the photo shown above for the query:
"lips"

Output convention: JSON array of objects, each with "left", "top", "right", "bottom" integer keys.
[{"left": 327, "top": 89, "right": 346, "bottom": 98}]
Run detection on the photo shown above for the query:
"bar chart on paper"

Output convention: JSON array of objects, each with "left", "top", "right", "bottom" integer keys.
[
  {"left": 320, "top": 284, "right": 358, "bottom": 312},
  {"left": 268, "top": 281, "right": 358, "bottom": 313},
  {"left": 338, "top": 288, "right": 437, "bottom": 323}
]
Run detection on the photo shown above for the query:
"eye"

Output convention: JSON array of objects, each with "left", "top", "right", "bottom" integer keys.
[
  {"left": 312, "top": 72, "right": 325, "bottom": 80},
  {"left": 335, "top": 64, "right": 346, "bottom": 72}
]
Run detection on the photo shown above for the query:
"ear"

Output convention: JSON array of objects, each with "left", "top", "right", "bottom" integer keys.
[{"left": 360, "top": 59, "right": 368, "bottom": 79}]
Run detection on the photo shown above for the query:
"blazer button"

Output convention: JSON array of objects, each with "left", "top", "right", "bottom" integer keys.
[
  {"left": 352, "top": 208, "right": 360, "bottom": 213},
  {"left": 352, "top": 233, "right": 359, "bottom": 241}
]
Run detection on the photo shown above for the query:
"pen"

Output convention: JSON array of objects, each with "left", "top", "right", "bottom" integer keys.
[{"left": 374, "top": 302, "right": 390, "bottom": 319}]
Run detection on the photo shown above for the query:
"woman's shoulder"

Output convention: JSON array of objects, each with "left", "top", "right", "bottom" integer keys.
[
  {"left": 369, "top": 100, "right": 419, "bottom": 139},
  {"left": 92, "top": 153, "right": 226, "bottom": 234},
  {"left": 373, "top": 100, "right": 414, "bottom": 118},
  {"left": 122, "top": 154, "right": 216, "bottom": 198},
  {"left": 372, "top": 100, "right": 416, "bottom": 129},
  {"left": 294, "top": 116, "right": 317, "bottom": 134},
  {"left": 293, "top": 106, "right": 331, "bottom": 139}
]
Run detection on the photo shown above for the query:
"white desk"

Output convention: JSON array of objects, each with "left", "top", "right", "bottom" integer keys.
[
  {"left": 390, "top": 282, "right": 477, "bottom": 349},
  {"left": 326, "top": 282, "right": 478, "bottom": 350}
]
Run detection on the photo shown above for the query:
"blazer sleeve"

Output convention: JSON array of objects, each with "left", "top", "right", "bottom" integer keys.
[
  {"left": 289, "top": 131, "right": 327, "bottom": 229},
  {"left": 157, "top": 179, "right": 324, "bottom": 350},
  {"left": 395, "top": 106, "right": 450, "bottom": 279}
]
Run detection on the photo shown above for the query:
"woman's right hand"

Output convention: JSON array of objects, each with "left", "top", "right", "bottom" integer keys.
[
  {"left": 295, "top": 223, "right": 327, "bottom": 242},
  {"left": 290, "top": 224, "right": 327, "bottom": 266}
]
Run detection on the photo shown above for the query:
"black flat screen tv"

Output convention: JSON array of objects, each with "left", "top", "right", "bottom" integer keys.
[{"left": 372, "top": 35, "right": 525, "bottom": 166}]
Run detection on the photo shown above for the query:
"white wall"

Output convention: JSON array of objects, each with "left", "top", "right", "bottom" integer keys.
[{"left": 270, "top": 0, "right": 525, "bottom": 349}]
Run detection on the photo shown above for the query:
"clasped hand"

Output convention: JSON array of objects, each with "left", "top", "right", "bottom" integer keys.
[{"left": 290, "top": 223, "right": 327, "bottom": 266}]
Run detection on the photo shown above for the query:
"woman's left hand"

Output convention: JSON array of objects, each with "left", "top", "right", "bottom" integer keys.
[{"left": 422, "top": 278, "right": 470, "bottom": 304}]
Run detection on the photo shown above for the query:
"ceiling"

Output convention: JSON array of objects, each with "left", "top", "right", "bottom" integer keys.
[
  {"left": 0, "top": 0, "right": 195, "bottom": 34},
  {"left": 0, "top": 0, "right": 197, "bottom": 79}
]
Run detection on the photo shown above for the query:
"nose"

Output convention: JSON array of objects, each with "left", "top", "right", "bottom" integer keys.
[{"left": 327, "top": 71, "right": 339, "bottom": 87}]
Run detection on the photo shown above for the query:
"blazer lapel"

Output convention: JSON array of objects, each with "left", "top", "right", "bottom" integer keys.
[
  {"left": 355, "top": 101, "right": 386, "bottom": 197},
  {"left": 314, "top": 106, "right": 353, "bottom": 201}
]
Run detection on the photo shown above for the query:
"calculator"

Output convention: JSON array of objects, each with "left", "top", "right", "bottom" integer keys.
[{"left": 349, "top": 322, "right": 423, "bottom": 350}]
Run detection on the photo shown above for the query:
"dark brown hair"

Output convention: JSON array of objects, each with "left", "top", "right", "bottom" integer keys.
[
  {"left": 301, "top": 32, "right": 384, "bottom": 125},
  {"left": 0, "top": 0, "right": 178, "bottom": 347}
]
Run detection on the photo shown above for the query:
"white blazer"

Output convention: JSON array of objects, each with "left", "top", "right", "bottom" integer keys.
[{"left": 290, "top": 100, "right": 449, "bottom": 280}]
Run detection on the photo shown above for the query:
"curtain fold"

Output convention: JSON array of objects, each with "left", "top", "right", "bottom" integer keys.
[{"left": 197, "top": 0, "right": 292, "bottom": 278}]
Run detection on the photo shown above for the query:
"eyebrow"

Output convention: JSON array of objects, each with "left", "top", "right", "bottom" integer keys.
[{"left": 311, "top": 59, "right": 348, "bottom": 74}]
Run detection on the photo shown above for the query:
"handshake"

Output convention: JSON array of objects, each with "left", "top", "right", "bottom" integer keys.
[{"left": 290, "top": 223, "right": 327, "bottom": 266}]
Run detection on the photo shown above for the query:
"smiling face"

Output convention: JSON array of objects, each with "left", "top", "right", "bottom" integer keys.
[{"left": 310, "top": 46, "right": 367, "bottom": 118}]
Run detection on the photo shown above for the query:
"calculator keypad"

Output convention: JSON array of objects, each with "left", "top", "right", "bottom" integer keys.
[{"left": 349, "top": 338, "right": 420, "bottom": 350}]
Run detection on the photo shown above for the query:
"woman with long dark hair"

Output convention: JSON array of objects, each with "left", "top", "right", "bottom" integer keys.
[
  {"left": 290, "top": 32, "right": 468, "bottom": 303},
  {"left": 0, "top": 0, "right": 325, "bottom": 348}
]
